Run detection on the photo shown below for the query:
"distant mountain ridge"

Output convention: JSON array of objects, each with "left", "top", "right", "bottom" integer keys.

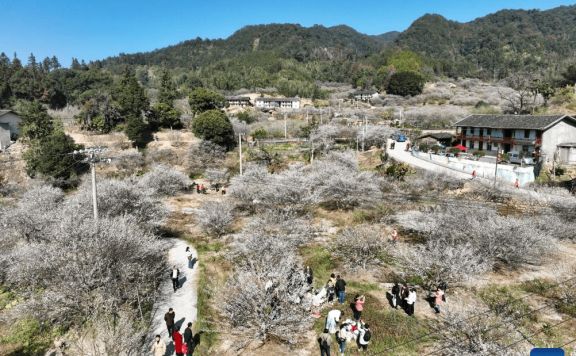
[
  {"left": 394, "top": 5, "right": 576, "bottom": 77},
  {"left": 101, "top": 24, "right": 388, "bottom": 69}
]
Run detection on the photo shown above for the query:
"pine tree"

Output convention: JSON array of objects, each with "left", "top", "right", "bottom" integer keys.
[
  {"left": 124, "top": 114, "right": 146, "bottom": 144},
  {"left": 115, "top": 65, "right": 150, "bottom": 119},
  {"left": 157, "top": 69, "right": 177, "bottom": 106},
  {"left": 12, "top": 53, "right": 22, "bottom": 70},
  {"left": 71, "top": 58, "right": 81, "bottom": 70},
  {"left": 19, "top": 100, "right": 54, "bottom": 140},
  {"left": 51, "top": 56, "right": 61, "bottom": 70}
]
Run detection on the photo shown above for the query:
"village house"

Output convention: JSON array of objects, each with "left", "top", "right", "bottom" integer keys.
[
  {"left": 453, "top": 114, "right": 576, "bottom": 161},
  {"left": 0, "top": 110, "right": 21, "bottom": 150},
  {"left": 353, "top": 90, "right": 378, "bottom": 101},
  {"left": 224, "top": 96, "right": 251, "bottom": 108},
  {"left": 254, "top": 97, "right": 301, "bottom": 109}
]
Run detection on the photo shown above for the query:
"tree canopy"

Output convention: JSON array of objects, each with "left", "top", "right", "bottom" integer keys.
[{"left": 192, "top": 110, "right": 234, "bottom": 147}]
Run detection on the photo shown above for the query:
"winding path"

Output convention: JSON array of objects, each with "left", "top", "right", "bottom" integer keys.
[{"left": 148, "top": 238, "right": 198, "bottom": 355}]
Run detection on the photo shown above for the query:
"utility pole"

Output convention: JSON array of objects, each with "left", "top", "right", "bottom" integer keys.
[
  {"left": 320, "top": 109, "right": 323, "bottom": 124},
  {"left": 310, "top": 136, "right": 314, "bottom": 163},
  {"left": 239, "top": 133, "right": 243, "bottom": 176},
  {"left": 306, "top": 109, "right": 309, "bottom": 124},
  {"left": 75, "top": 147, "right": 110, "bottom": 220},
  {"left": 284, "top": 113, "right": 287, "bottom": 139},
  {"left": 494, "top": 151, "right": 500, "bottom": 188}
]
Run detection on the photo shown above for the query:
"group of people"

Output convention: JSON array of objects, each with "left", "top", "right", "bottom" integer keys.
[
  {"left": 306, "top": 268, "right": 348, "bottom": 307},
  {"left": 192, "top": 182, "right": 226, "bottom": 195},
  {"left": 390, "top": 282, "right": 447, "bottom": 317},
  {"left": 321, "top": 308, "right": 372, "bottom": 356},
  {"left": 150, "top": 308, "right": 195, "bottom": 356}
]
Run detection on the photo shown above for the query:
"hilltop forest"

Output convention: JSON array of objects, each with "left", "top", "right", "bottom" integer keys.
[{"left": 2, "top": 5, "right": 576, "bottom": 110}]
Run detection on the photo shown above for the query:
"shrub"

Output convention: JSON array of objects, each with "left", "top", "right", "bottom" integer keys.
[
  {"left": 449, "top": 147, "right": 461, "bottom": 155},
  {"left": 555, "top": 166, "right": 566, "bottom": 176},
  {"left": 475, "top": 100, "right": 490, "bottom": 109},
  {"left": 385, "top": 161, "right": 414, "bottom": 181},
  {"left": 138, "top": 164, "right": 190, "bottom": 196},
  {"left": 474, "top": 150, "right": 486, "bottom": 157},
  {"left": 252, "top": 128, "right": 268, "bottom": 139},
  {"left": 188, "top": 140, "right": 227, "bottom": 177}
]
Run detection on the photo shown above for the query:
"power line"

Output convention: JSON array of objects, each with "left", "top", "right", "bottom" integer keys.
[{"left": 490, "top": 316, "right": 576, "bottom": 355}]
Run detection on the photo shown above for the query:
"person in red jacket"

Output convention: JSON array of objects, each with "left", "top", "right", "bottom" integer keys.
[{"left": 173, "top": 326, "right": 184, "bottom": 356}]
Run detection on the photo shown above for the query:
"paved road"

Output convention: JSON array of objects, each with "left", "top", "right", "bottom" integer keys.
[
  {"left": 387, "top": 139, "right": 475, "bottom": 180},
  {"left": 148, "top": 239, "right": 198, "bottom": 355}
]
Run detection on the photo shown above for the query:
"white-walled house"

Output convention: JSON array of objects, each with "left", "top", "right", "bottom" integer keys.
[
  {"left": 353, "top": 90, "right": 378, "bottom": 101},
  {"left": 453, "top": 114, "right": 576, "bottom": 160},
  {"left": 224, "top": 96, "right": 251, "bottom": 108},
  {"left": 0, "top": 110, "right": 21, "bottom": 149},
  {"left": 254, "top": 97, "right": 301, "bottom": 109}
]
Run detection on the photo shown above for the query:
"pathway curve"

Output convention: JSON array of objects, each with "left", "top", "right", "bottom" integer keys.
[
  {"left": 148, "top": 238, "right": 198, "bottom": 355},
  {"left": 387, "top": 139, "right": 481, "bottom": 180}
]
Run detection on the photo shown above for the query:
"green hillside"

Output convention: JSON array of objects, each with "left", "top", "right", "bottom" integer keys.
[{"left": 395, "top": 5, "right": 576, "bottom": 79}]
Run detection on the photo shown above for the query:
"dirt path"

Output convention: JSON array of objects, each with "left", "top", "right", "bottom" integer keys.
[{"left": 148, "top": 239, "right": 198, "bottom": 354}]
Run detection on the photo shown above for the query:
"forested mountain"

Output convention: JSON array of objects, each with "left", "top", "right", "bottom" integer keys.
[
  {"left": 395, "top": 5, "right": 576, "bottom": 79},
  {"left": 372, "top": 31, "right": 400, "bottom": 44},
  {"left": 98, "top": 24, "right": 386, "bottom": 70}
]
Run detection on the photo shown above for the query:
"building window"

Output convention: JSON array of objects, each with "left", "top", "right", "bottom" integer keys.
[
  {"left": 487, "top": 128, "right": 491, "bottom": 136},
  {"left": 524, "top": 130, "right": 530, "bottom": 138},
  {"left": 487, "top": 143, "right": 492, "bottom": 151}
]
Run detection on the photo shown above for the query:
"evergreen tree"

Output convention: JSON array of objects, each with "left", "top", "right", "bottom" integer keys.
[
  {"left": 157, "top": 69, "right": 177, "bottom": 106},
  {"left": 149, "top": 103, "right": 181, "bottom": 130},
  {"left": 23, "top": 130, "right": 79, "bottom": 180},
  {"left": 12, "top": 53, "right": 22, "bottom": 70},
  {"left": 188, "top": 87, "right": 224, "bottom": 116},
  {"left": 19, "top": 100, "right": 54, "bottom": 140},
  {"left": 115, "top": 65, "right": 150, "bottom": 119},
  {"left": 192, "top": 110, "right": 234, "bottom": 148},
  {"left": 71, "top": 58, "right": 81, "bottom": 70},
  {"left": 51, "top": 56, "right": 61, "bottom": 70},
  {"left": 387, "top": 70, "right": 426, "bottom": 97},
  {"left": 124, "top": 114, "right": 147, "bottom": 144},
  {"left": 42, "top": 57, "right": 52, "bottom": 73}
]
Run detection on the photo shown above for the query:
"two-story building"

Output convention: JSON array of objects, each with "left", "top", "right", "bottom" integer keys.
[
  {"left": 453, "top": 114, "right": 576, "bottom": 159},
  {"left": 0, "top": 110, "right": 21, "bottom": 149},
  {"left": 353, "top": 90, "right": 378, "bottom": 101},
  {"left": 224, "top": 96, "right": 251, "bottom": 108},
  {"left": 254, "top": 97, "right": 301, "bottom": 109}
]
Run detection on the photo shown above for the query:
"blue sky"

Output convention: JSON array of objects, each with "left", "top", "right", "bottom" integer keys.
[{"left": 1, "top": 0, "right": 575, "bottom": 67}]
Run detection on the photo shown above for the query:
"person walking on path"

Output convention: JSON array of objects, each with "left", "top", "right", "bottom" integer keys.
[
  {"left": 433, "top": 288, "right": 444, "bottom": 314},
  {"left": 150, "top": 335, "right": 166, "bottom": 356},
  {"left": 337, "top": 323, "right": 347, "bottom": 356},
  {"left": 406, "top": 288, "right": 417, "bottom": 316},
  {"left": 471, "top": 170, "right": 476, "bottom": 180},
  {"left": 174, "top": 325, "right": 184, "bottom": 356},
  {"left": 215, "top": 183, "right": 220, "bottom": 192},
  {"left": 184, "top": 322, "right": 194, "bottom": 356},
  {"left": 196, "top": 184, "right": 200, "bottom": 194},
  {"left": 326, "top": 309, "right": 344, "bottom": 334},
  {"left": 319, "top": 328, "right": 333, "bottom": 356},
  {"left": 305, "top": 266, "right": 314, "bottom": 286},
  {"left": 356, "top": 321, "right": 371, "bottom": 353},
  {"left": 391, "top": 229, "right": 398, "bottom": 246},
  {"left": 335, "top": 276, "right": 346, "bottom": 304},
  {"left": 354, "top": 295, "right": 365, "bottom": 320},
  {"left": 515, "top": 179, "right": 519, "bottom": 189},
  {"left": 164, "top": 308, "right": 175, "bottom": 339},
  {"left": 391, "top": 283, "right": 401, "bottom": 309},
  {"left": 171, "top": 265, "right": 180, "bottom": 292},
  {"left": 326, "top": 280, "right": 336, "bottom": 304},
  {"left": 188, "top": 255, "right": 194, "bottom": 269}
]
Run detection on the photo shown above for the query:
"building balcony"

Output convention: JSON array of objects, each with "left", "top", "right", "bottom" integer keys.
[{"left": 456, "top": 134, "right": 516, "bottom": 144}]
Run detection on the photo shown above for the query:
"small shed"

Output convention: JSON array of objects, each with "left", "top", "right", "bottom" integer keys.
[
  {"left": 418, "top": 132, "right": 455, "bottom": 147},
  {"left": 558, "top": 142, "right": 576, "bottom": 164},
  {"left": 0, "top": 110, "right": 21, "bottom": 149}
]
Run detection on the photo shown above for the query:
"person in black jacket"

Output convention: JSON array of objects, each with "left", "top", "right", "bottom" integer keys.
[
  {"left": 305, "top": 265, "right": 313, "bottom": 285},
  {"left": 335, "top": 275, "right": 346, "bottom": 304},
  {"left": 164, "top": 308, "right": 175, "bottom": 339},
  {"left": 183, "top": 322, "right": 194, "bottom": 356},
  {"left": 391, "top": 283, "right": 401, "bottom": 309}
]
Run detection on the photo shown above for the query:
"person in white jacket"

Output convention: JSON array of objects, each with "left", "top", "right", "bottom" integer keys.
[
  {"left": 356, "top": 320, "right": 370, "bottom": 352},
  {"left": 406, "top": 288, "right": 417, "bottom": 316},
  {"left": 337, "top": 323, "right": 348, "bottom": 356}
]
